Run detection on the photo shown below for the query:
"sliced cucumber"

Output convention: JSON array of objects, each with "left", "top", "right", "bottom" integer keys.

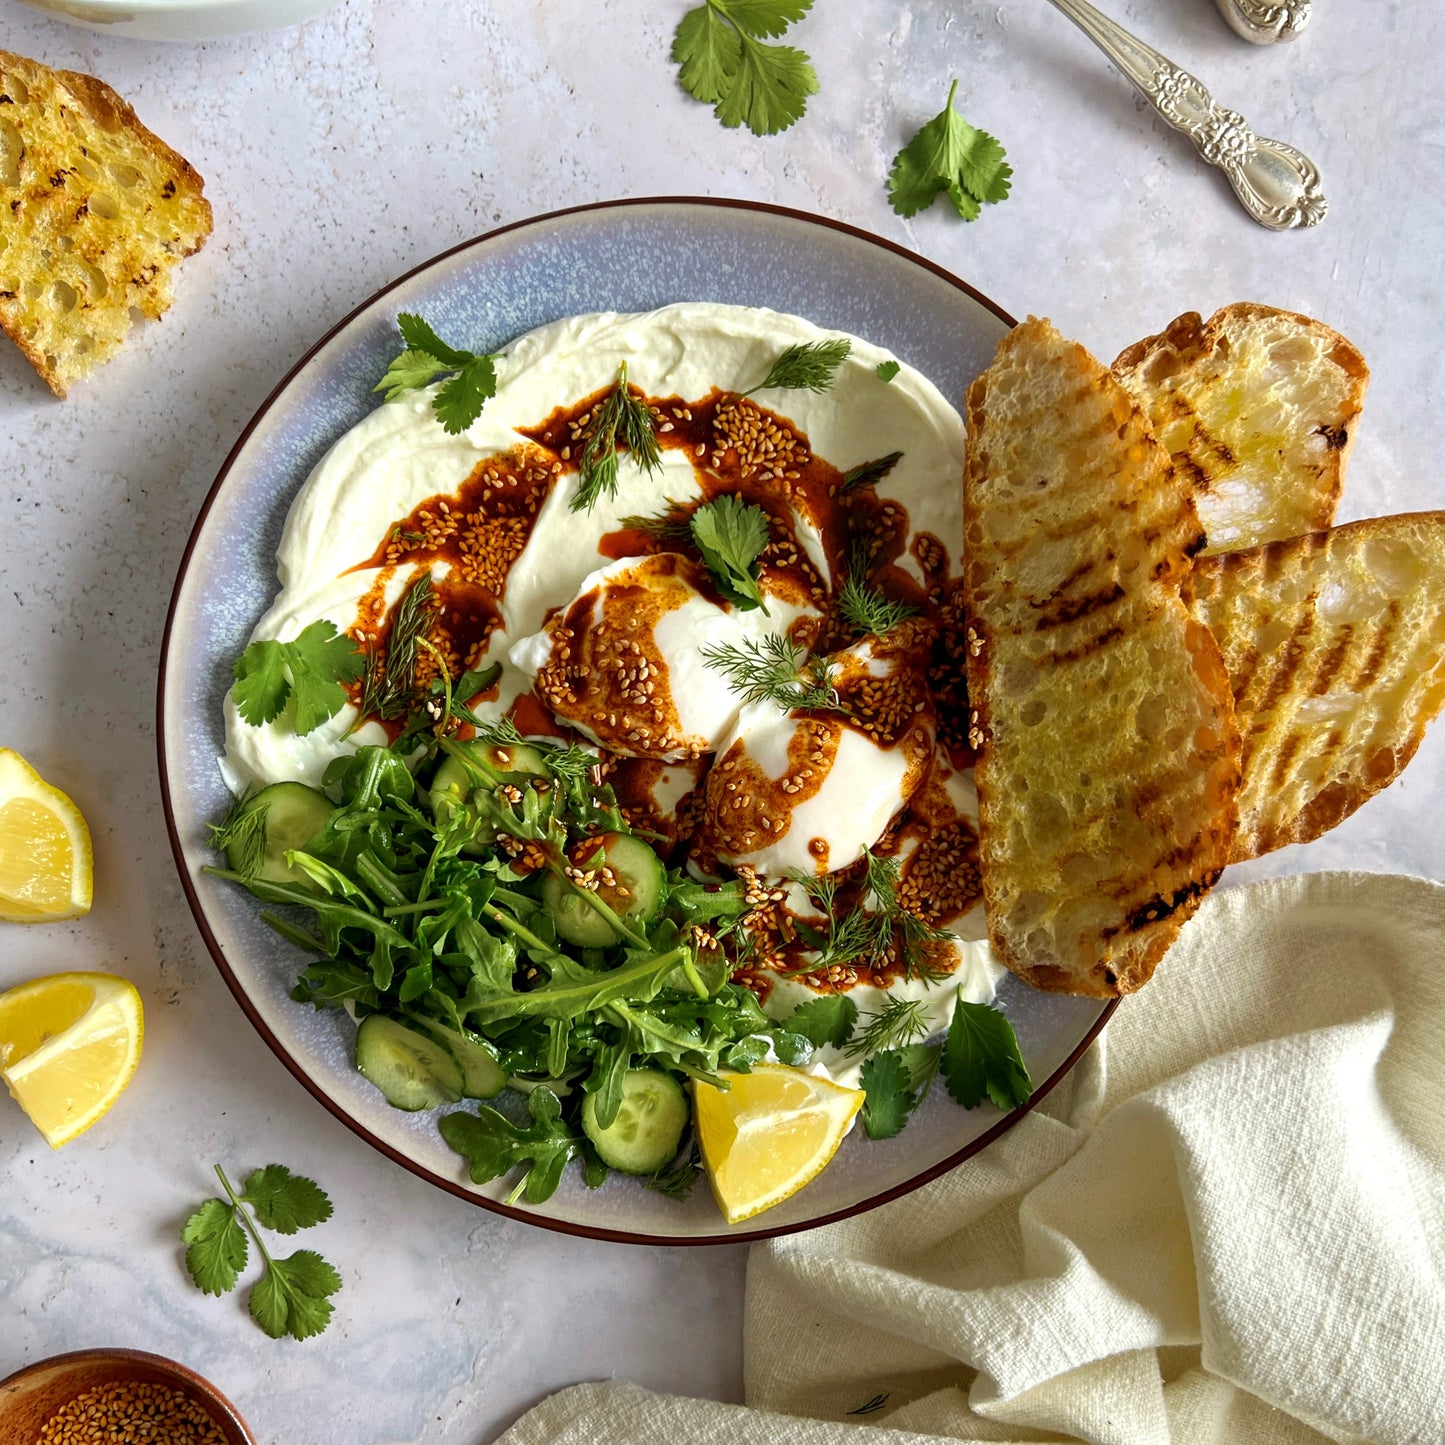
[
  {"left": 409, "top": 1016, "right": 506, "bottom": 1099},
  {"left": 542, "top": 832, "right": 667, "bottom": 946},
  {"left": 227, "top": 781, "right": 335, "bottom": 885},
  {"left": 355, "top": 1015, "right": 464, "bottom": 1112},
  {"left": 581, "top": 1069, "right": 688, "bottom": 1175},
  {"left": 428, "top": 740, "right": 549, "bottom": 853}
]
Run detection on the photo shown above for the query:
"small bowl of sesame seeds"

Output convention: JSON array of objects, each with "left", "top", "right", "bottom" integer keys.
[{"left": 0, "top": 1349, "right": 254, "bottom": 1445}]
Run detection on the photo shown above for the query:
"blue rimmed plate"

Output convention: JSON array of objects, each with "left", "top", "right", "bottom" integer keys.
[{"left": 158, "top": 198, "right": 1114, "bottom": 1244}]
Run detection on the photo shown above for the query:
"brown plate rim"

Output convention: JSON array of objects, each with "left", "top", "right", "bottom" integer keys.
[{"left": 156, "top": 194, "right": 1117, "bottom": 1246}]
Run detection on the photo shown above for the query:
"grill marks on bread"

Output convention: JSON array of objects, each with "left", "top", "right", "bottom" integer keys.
[
  {"left": 1114, "top": 304, "right": 1368, "bottom": 555},
  {"left": 0, "top": 50, "right": 212, "bottom": 396},
  {"left": 1187, "top": 513, "right": 1445, "bottom": 860},
  {"left": 963, "top": 319, "right": 1240, "bottom": 998}
]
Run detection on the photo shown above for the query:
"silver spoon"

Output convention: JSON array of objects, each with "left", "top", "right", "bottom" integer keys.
[
  {"left": 1045, "top": 0, "right": 1327, "bottom": 229},
  {"left": 1215, "top": 0, "right": 1311, "bottom": 45}
]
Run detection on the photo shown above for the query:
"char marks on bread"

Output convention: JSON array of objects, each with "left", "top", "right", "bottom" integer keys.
[
  {"left": 1114, "top": 304, "right": 1369, "bottom": 555},
  {"left": 962, "top": 318, "right": 1241, "bottom": 999},
  {"left": 0, "top": 49, "right": 212, "bottom": 397},
  {"left": 1187, "top": 512, "right": 1445, "bottom": 861}
]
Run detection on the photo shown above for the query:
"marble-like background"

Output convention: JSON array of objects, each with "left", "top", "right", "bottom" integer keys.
[{"left": 1, "top": 2, "right": 1441, "bottom": 1441}]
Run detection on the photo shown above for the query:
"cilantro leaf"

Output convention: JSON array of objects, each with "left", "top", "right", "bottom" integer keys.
[
  {"left": 439, "top": 1088, "right": 582, "bottom": 1204},
  {"left": 247, "top": 1249, "right": 342, "bottom": 1342},
  {"left": 770, "top": 1030, "right": 812, "bottom": 1066},
  {"left": 859, "top": 1050, "right": 914, "bottom": 1140},
  {"left": 181, "top": 1198, "right": 248, "bottom": 1297},
  {"left": 230, "top": 639, "right": 291, "bottom": 727},
  {"left": 784, "top": 993, "right": 858, "bottom": 1050},
  {"left": 875, "top": 360, "right": 900, "bottom": 383},
  {"left": 673, "top": 0, "right": 818, "bottom": 137},
  {"left": 889, "top": 80, "right": 1013, "bottom": 221},
  {"left": 240, "top": 1165, "right": 334, "bottom": 1235},
  {"left": 433, "top": 354, "right": 499, "bottom": 436},
  {"left": 940, "top": 992, "right": 1032, "bottom": 1110},
  {"left": 230, "top": 621, "right": 365, "bottom": 736},
  {"left": 374, "top": 313, "right": 499, "bottom": 434},
  {"left": 690, "top": 495, "right": 771, "bottom": 610}
]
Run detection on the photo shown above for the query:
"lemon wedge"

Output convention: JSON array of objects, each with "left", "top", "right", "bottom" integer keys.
[
  {"left": 0, "top": 972, "right": 143, "bottom": 1147},
  {"left": 0, "top": 749, "right": 93, "bottom": 923},
  {"left": 693, "top": 1063, "right": 864, "bottom": 1224}
]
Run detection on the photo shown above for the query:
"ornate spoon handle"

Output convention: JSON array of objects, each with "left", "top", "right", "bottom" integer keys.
[
  {"left": 1215, "top": 0, "right": 1311, "bottom": 45},
  {"left": 1045, "top": 0, "right": 1327, "bottom": 229}
]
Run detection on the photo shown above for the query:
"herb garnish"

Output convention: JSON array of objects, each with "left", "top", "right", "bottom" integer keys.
[
  {"left": 621, "top": 499, "right": 693, "bottom": 545},
  {"left": 572, "top": 362, "right": 664, "bottom": 513},
  {"left": 673, "top": 0, "right": 818, "bottom": 137},
  {"left": 230, "top": 621, "right": 367, "bottom": 737},
  {"left": 207, "top": 789, "right": 266, "bottom": 881},
  {"left": 181, "top": 1164, "right": 341, "bottom": 1341},
  {"left": 840, "top": 451, "right": 904, "bottom": 493},
  {"left": 356, "top": 571, "right": 437, "bottom": 724},
  {"left": 875, "top": 361, "right": 900, "bottom": 383},
  {"left": 845, "top": 994, "right": 932, "bottom": 1058},
  {"left": 699, "top": 632, "right": 843, "bottom": 712},
  {"left": 374, "top": 314, "right": 500, "bottom": 435},
  {"left": 838, "top": 571, "right": 919, "bottom": 638},
  {"left": 690, "top": 495, "right": 771, "bottom": 611},
  {"left": 741, "top": 337, "right": 851, "bottom": 396},
  {"left": 889, "top": 80, "right": 1013, "bottom": 222}
]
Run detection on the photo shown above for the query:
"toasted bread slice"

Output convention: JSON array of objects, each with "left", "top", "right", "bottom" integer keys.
[
  {"left": 1187, "top": 512, "right": 1445, "bottom": 861},
  {"left": 1114, "top": 304, "right": 1368, "bottom": 555},
  {"left": 0, "top": 50, "right": 212, "bottom": 397},
  {"left": 963, "top": 319, "right": 1240, "bottom": 998}
]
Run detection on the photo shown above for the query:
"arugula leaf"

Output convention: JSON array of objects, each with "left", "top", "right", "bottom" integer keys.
[
  {"left": 374, "top": 313, "right": 499, "bottom": 435},
  {"left": 875, "top": 360, "right": 900, "bottom": 383},
  {"left": 859, "top": 1050, "right": 915, "bottom": 1140},
  {"left": 690, "top": 495, "right": 771, "bottom": 610},
  {"left": 181, "top": 1197, "right": 248, "bottom": 1297},
  {"left": 231, "top": 621, "right": 366, "bottom": 735},
  {"left": 248, "top": 1249, "right": 342, "bottom": 1342},
  {"left": 889, "top": 80, "right": 1012, "bottom": 221},
  {"left": 784, "top": 993, "right": 857, "bottom": 1050},
  {"left": 770, "top": 1030, "right": 812, "bottom": 1066},
  {"left": 439, "top": 1088, "right": 582, "bottom": 1204},
  {"left": 181, "top": 1164, "right": 341, "bottom": 1340},
  {"left": 940, "top": 992, "right": 1033, "bottom": 1110},
  {"left": 240, "top": 1165, "right": 334, "bottom": 1235},
  {"left": 673, "top": 0, "right": 818, "bottom": 137}
]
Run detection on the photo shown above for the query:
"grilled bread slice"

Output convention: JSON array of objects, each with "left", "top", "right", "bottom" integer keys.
[
  {"left": 1114, "top": 304, "right": 1368, "bottom": 555},
  {"left": 0, "top": 50, "right": 212, "bottom": 397},
  {"left": 1187, "top": 512, "right": 1445, "bottom": 861},
  {"left": 963, "top": 319, "right": 1240, "bottom": 998}
]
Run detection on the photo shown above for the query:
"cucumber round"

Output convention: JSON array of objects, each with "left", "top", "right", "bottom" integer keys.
[
  {"left": 543, "top": 833, "right": 666, "bottom": 946},
  {"left": 355, "top": 1015, "right": 464, "bottom": 1111},
  {"left": 582, "top": 1069, "right": 688, "bottom": 1175},
  {"left": 226, "top": 782, "right": 335, "bottom": 885},
  {"left": 428, "top": 740, "right": 549, "bottom": 853},
  {"left": 409, "top": 1016, "right": 506, "bottom": 1099}
]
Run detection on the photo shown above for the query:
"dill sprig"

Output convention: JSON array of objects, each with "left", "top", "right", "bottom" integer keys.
[
  {"left": 838, "top": 572, "right": 919, "bottom": 638},
  {"left": 646, "top": 1139, "right": 702, "bottom": 1201},
  {"left": 741, "top": 338, "right": 851, "bottom": 397},
  {"left": 357, "top": 572, "right": 436, "bottom": 723},
  {"left": 619, "top": 500, "right": 694, "bottom": 545},
  {"left": 572, "top": 362, "right": 663, "bottom": 513},
  {"left": 840, "top": 450, "right": 904, "bottom": 492},
  {"left": 699, "top": 633, "right": 844, "bottom": 713},
  {"left": 207, "top": 789, "right": 267, "bottom": 881},
  {"left": 845, "top": 995, "right": 933, "bottom": 1058}
]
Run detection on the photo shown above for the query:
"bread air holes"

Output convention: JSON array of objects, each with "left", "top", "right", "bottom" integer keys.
[
  {"left": 50, "top": 279, "right": 79, "bottom": 314},
  {"left": 109, "top": 161, "right": 143, "bottom": 189},
  {"left": 74, "top": 153, "right": 102, "bottom": 183},
  {"left": 80, "top": 261, "right": 108, "bottom": 300},
  {"left": 0, "top": 118, "right": 21, "bottom": 186},
  {"left": 88, "top": 193, "right": 121, "bottom": 221},
  {"left": 1019, "top": 697, "right": 1048, "bottom": 727},
  {"left": 1363, "top": 536, "right": 1421, "bottom": 594},
  {"left": 1, "top": 73, "right": 29, "bottom": 106}
]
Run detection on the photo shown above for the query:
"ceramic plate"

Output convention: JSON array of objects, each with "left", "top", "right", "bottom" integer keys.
[{"left": 159, "top": 198, "right": 1114, "bottom": 1244}]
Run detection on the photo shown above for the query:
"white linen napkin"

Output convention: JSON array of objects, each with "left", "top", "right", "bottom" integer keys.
[{"left": 495, "top": 872, "right": 1445, "bottom": 1445}]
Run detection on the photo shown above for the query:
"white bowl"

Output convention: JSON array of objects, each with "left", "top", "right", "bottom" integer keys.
[{"left": 13, "top": 0, "right": 343, "bottom": 41}]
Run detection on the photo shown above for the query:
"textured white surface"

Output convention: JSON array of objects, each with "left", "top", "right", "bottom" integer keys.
[{"left": 0, "top": 2, "right": 1441, "bottom": 1442}]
